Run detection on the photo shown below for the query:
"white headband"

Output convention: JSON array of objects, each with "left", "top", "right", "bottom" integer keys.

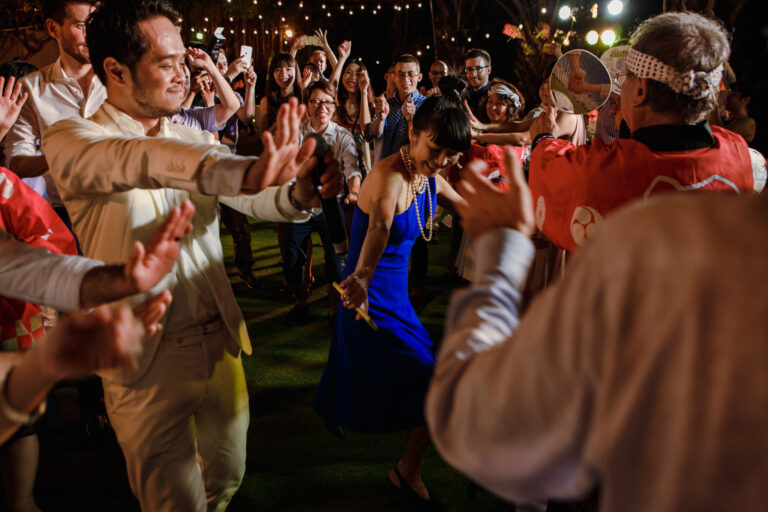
[
  {"left": 626, "top": 47, "right": 722, "bottom": 100},
  {"left": 489, "top": 84, "right": 522, "bottom": 109}
]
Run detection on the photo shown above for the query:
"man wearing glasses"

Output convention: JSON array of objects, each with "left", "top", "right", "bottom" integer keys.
[
  {"left": 368, "top": 54, "right": 426, "bottom": 164},
  {"left": 464, "top": 49, "right": 493, "bottom": 122}
]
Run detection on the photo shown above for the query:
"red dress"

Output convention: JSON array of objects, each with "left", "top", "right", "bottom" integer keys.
[
  {"left": 0, "top": 168, "right": 77, "bottom": 350},
  {"left": 528, "top": 126, "right": 753, "bottom": 251}
]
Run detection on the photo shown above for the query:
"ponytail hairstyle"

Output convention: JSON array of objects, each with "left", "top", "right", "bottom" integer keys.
[{"left": 411, "top": 94, "right": 472, "bottom": 152}]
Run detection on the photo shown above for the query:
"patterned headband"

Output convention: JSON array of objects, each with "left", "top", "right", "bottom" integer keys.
[
  {"left": 489, "top": 84, "right": 522, "bottom": 109},
  {"left": 626, "top": 47, "right": 722, "bottom": 100}
]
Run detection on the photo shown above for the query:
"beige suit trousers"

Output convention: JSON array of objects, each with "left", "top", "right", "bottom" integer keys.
[{"left": 103, "top": 324, "right": 249, "bottom": 512}]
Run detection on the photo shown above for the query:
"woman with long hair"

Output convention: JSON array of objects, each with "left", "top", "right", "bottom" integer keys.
[{"left": 258, "top": 53, "right": 301, "bottom": 134}]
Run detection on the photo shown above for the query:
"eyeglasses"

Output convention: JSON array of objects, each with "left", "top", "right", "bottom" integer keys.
[
  {"left": 396, "top": 71, "right": 419, "bottom": 79},
  {"left": 309, "top": 99, "right": 336, "bottom": 109},
  {"left": 464, "top": 65, "right": 489, "bottom": 74}
]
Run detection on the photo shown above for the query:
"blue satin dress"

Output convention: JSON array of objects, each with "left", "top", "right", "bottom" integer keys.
[{"left": 314, "top": 177, "right": 437, "bottom": 433}]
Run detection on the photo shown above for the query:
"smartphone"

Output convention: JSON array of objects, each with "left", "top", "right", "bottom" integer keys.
[
  {"left": 302, "top": 35, "right": 321, "bottom": 47},
  {"left": 240, "top": 45, "right": 253, "bottom": 67}
]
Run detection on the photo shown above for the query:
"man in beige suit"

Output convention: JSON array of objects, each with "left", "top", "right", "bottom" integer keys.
[{"left": 42, "top": 1, "right": 340, "bottom": 511}]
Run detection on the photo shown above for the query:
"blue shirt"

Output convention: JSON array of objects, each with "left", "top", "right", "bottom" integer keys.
[{"left": 374, "top": 91, "right": 426, "bottom": 163}]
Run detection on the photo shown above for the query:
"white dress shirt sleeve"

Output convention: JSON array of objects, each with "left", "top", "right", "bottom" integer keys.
[
  {"left": 219, "top": 183, "right": 314, "bottom": 223},
  {"left": 41, "top": 117, "right": 250, "bottom": 198},
  {"left": 3, "top": 92, "right": 40, "bottom": 160},
  {"left": 0, "top": 228, "right": 102, "bottom": 311},
  {"left": 337, "top": 129, "right": 363, "bottom": 183},
  {"left": 426, "top": 228, "right": 598, "bottom": 503}
]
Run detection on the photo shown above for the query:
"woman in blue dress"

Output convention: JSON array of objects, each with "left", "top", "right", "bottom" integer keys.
[{"left": 315, "top": 94, "right": 470, "bottom": 504}]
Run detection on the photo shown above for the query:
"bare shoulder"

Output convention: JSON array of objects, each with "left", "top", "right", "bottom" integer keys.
[{"left": 358, "top": 153, "right": 407, "bottom": 208}]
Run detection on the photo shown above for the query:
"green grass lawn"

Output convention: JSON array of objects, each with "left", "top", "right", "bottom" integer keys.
[{"left": 5, "top": 219, "right": 516, "bottom": 512}]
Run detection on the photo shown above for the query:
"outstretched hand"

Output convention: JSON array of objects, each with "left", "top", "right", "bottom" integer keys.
[
  {"left": 133, "top": 290, "right": 172, "bottom": 337},
  {"left": 243, "top": 97, "right": 316, "bottom": 193},
  {"left": 125, "top": 200, "right": 195, "bottom": 294},
  {"left": 0, "top": 76, "right": 28, "bottom": 141},
  {"left": 35, "top": 305, "right": 144, "bottom": 381},
  {"left": 456, "top": 148, "right": 535, "bottom": 240}
]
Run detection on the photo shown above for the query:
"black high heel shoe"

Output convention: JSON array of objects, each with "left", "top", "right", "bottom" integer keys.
[{"left": 387, "top": 466, "right": 445, "bottom": 511}]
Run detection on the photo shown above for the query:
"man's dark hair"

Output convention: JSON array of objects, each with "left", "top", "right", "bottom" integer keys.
[
  {"left": 86, "top": 0, "right": 180, "bottom": 84},
  {"left": 0, "top": 61, "right": 38, "bottom": 80},
  {"left": 464, "top": 48, "right": 491, "bottom": 66},
  {"left": 411, "top": 95, "right": 472, "bottom": 153},
  {"left": 395, "top": 54, "right": 420, "bottom": 67},
  {"left": 43, "top": 0, "right": 93, "bottom": 25}
]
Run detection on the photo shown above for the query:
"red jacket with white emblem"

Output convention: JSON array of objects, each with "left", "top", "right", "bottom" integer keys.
[{"left": 528, "top": 126, "right": 753, "bottom": 251}]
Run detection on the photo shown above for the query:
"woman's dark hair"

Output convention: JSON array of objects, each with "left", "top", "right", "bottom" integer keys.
[
  {"left": 265, "top": 53, "right": 298, "bottom": 104},
  {"left": 411, "top": 95, "right": 472, "bottom": 152},
  {"left": 0, "top": 61, "right": 38, "bottom": 80},
  {"left": 86, "top": 0, "right": 180, "bottom": 85},
  {"left": 337, "top": 60, "right": 369, "bottom": 126},
  {"left": 437, "top": 75, "right": 470, "bottom": 103}
]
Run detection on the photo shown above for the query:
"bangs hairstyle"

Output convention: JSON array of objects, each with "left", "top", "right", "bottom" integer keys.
[
  {"left": 266, "top": 53, "right": 297, "bottom": 102},
  {"left": 86, "top": 0, "right": 180, "bottom": 85},
  {"left": 412, "top": 95, "right": 472, "bottom": 153},
  {"left": 303, "top": 80, "right": 336, "bottom": 104}
]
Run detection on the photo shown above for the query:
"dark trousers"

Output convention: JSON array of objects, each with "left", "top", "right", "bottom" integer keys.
[
  {"left": 220, "top": 205, "right": 253, "bottom": 275},
  {"left": 282, "top": 215, "right": 344, "bottom": 301}
]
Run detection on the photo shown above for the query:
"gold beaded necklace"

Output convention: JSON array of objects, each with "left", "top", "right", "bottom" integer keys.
[{"left": 400, "top": 145, "right": 434, "bottom": 242}]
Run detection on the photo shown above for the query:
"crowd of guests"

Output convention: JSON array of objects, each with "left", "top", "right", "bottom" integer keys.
[{"left": 0, "top": 0, "right": 766, "bottom": 511}]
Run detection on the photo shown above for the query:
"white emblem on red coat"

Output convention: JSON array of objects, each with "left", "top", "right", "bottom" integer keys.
[
  {"left": 570, "top": 206, "right": 603, "bottom": 246},
  {"left": 0, "top": 172, "right": 14, "bottom": 199},
  {"left": 535, "top": 195, "right": 546, "bottom": 231}
]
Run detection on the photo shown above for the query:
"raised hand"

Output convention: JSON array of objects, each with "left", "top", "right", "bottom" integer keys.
[
  {"left": 290, "top": 37, "right": 306, "bottom": 55},
  {"left": 124, "top": 200, "right": 195, "bottom": 294},
  {"left": 529, "top": 105, "right": 558, "bottom": 140},
  {"left": 314, "top": 28, "right": 329, "bottom": 48},
  {"left": 401, "top": 96, "right": 415, "bottom": 122},
  {"left": 338, "top": 40, "right": 352, "bottom": 60},
  {"left": 0, "top": 76, "right": 28, "bottom": 141},
  {"left": 358, "top": 70, "right": 370, "bottom": 95},
  {"left": 375, "top": 94, "right": 390, "bottom": 119},
  {"left": 456, "top": 148, "right": 535, "bottom": 240},
  {"left": 186, "top": 47, "right": 215, "bottom": 71},
  {"left": 227, "top": 56, "right": 249, "bottom": 79},
  {"left": 243, "top": 97, "right": 316, "bottom": 193},
  {"left": 244, "top": 67, "right": 257, "bottom": 88}
]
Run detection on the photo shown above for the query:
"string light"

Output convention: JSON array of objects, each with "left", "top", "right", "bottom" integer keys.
[
  {"left": 485, "top": 33, "right": 490, "bottom": 38},
  {"left": 558, "top": 6, "right": 571, "bottom": 20},
  {"left": 586, "top": 30, "right": 599, "bottom": 44},
  {"left": 601, "top": 28, "right": 616, "bottom": 45},
  {"left": 541, "top": 7, "right": 547, "bottom": 13},
  {"left": 607, "top": 0, "right": 624, "bottom": 15}
]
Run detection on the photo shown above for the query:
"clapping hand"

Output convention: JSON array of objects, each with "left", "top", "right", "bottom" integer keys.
[
  {"left": 455, "top": 148, "right": 535, "bottom": 240},
  {"left": 374, "top": 94, "right": 389, "bottom": 119},
  {"left": 0, "top": 77, "right": 28, "bottom": 141},
  {"left": 402, "top": 96, "right": 416, "bottom": 122}
]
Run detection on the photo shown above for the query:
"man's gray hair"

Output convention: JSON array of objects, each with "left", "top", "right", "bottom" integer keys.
[{"left": 630, "top": 12, "right": 730, "bottom": 123}]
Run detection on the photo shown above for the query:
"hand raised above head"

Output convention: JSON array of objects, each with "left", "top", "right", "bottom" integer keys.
[
  {"left": 456, "top": 148, "right": 534, "bottom": 240},
  {"left": 0, "top": 76, "right": 28, "bottom": 140}
]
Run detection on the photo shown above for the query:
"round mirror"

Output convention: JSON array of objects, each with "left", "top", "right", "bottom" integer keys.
[
  {"left": 549, "top": 49, "right": 612, "bottom": 114},
  {"left": 601, "top": 45, "right": 631, "bottom": 94}
]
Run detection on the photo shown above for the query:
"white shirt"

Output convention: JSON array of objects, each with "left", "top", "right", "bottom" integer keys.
[
  {"left": 42, "top": 101, "right": 311, "bottom": 384},
  {"left": 3, "top": 58, "right": 107, "bottom": 207},
  {"left": 0, "top": 227, "right": 101, "bottom": 312},
  {"left": 300, "top": 119, "right": 362, "bottom": 184}
]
